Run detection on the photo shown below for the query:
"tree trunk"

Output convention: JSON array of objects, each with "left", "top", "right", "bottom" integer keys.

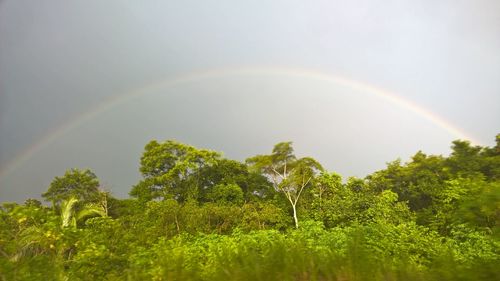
[
  {"left": 292, "top": 204, "right": 299, "bottom": 228},
  {"left": 174, "top": 215, "right": 180, "bottom": 234}
]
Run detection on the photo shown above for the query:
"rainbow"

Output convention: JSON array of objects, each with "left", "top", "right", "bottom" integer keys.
[{"left": 0, "top": 66, "right": 479, "bottom": 181}]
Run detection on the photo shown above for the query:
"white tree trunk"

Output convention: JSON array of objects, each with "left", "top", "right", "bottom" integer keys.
[{"left": 292, "top": 203, "right": 299, "bottom": 228}]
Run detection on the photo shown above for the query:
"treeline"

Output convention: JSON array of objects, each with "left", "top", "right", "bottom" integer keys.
[{"left": 0, "top": 135, "right": 499, "bottom": 280}]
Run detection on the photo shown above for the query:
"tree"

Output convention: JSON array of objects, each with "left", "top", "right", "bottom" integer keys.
[
  {"left": 479, "top": 134, "right": 500, "bottom": 180},
  {"left": 196, "top": 159, "right": 274, "bottom": 202},
  {"left": 24, "top": 198, "right": 42, "bottom": 208},
  {"left": 366, "top": 152, "right": 450, "bottom": 220},
  {"left": 314, "top": 172, "right": 342, "bottom": 206},
  {"left": 246, "top": 142, "right": 323, "bottom": 228},
  {"left": 447, "top": 140, "right": 484, "bottom": 177},
  {"left": 205, "top": 183, "right": 244, "bottom": 205},
  {"left": 130, "top": 140, "right": 221, "bottom": 202},
  {"left": 42, "top": 169, "right": 101, "bottom": 207}
]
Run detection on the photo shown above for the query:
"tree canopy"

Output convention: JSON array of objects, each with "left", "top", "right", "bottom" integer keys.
[
  {"left": 42, "top": 168, "right": 101, "bottom": 206},
  {"left": 1, "top": 134, "right": 499, "bottom": 280}
]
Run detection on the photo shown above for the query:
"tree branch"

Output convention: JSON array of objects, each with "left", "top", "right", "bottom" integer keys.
[{"left": 295, "top": 176, "right": 312, "bottom": 205}]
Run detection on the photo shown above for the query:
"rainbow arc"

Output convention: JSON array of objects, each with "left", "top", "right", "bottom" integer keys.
[{"left": 0, "top": 66, "right": 478, "bottom": 181}]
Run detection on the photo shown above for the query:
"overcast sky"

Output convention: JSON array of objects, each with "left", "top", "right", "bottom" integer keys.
[{"left": 1, "top": 0, "right": 499, "bottom": 202}]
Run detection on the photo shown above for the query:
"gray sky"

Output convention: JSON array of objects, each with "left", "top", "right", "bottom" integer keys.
[{"left": 1, "top": 0, "right": 499, "bottom": 202}]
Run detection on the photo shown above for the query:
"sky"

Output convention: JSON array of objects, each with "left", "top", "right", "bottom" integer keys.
[{"left": 1, "top": 0, "right": 499, "bottom": 203}]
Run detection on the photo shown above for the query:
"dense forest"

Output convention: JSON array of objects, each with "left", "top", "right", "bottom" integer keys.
[{"left": 1, "top": 135, "right": 499, "bottom": 281}]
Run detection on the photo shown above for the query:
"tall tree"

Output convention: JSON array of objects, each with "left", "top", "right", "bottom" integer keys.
[
  {"left": 130, "top": 140, "right": 221, "bottom": 202},
  {"left": 196, "top": 159, "right": 274, "bottom": 202},
  {"left": 447, "top": 140, "right": 484, "bottom": 176},
  {"left": 42, "top": 169, "right": 100, "bottom": 207},
  {"left": 246, "top": 142, "right": 323, "bottom": 228}
]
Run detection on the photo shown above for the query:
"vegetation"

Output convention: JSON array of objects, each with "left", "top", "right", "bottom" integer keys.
[{"left": 1, "top": 135, "right": 499, "bottom": 280}]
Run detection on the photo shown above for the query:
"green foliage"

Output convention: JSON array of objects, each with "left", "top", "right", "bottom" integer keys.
[
  {"left": 240, "top": 202, "right": 290, "bottom": 231},
  {"left": 42, "top": 168, "right": 101, "bottom": 207},
  {"left": 454, "top": 180, "right": 500, "bottom": 233},
  {"left": 205, "top": 183, "right": 244, "bottom": 205},
  {"left": 0, "top": 203, "right": 75, "bottom": 280},
  {"left": 246, "top": 141, "right": 323, "bottom": 228},
  {"left": 121, "top": 224, "right": 498, "bottom": 281},
  {"left": 60, "top": 196, "right": 107, "bottom": 228},
  {"left": 66, "top": 217, "right": 129, "bottom": 280},
  {"left": 197, "top": 159, "right": 274, "bottom": 202},
  {"left": 2, "top": 135, "right": 500, "bottom": 280},
  {"left": 130, "top": 140, "right": 221, "bottom": 202}
]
